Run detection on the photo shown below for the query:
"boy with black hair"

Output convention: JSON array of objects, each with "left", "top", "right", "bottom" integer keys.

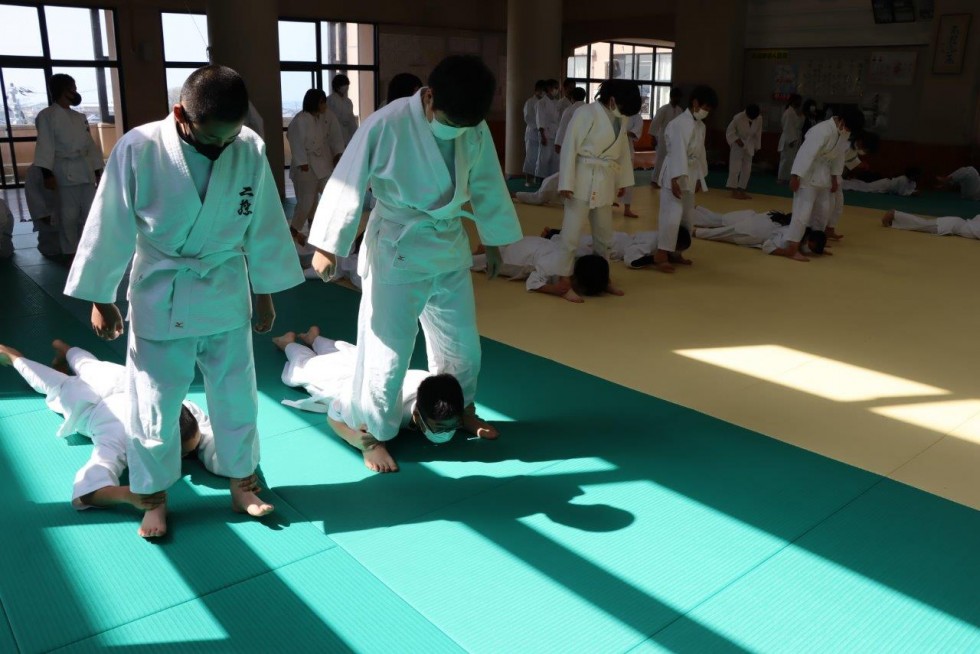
[
  {"left": 692, "top": 206, "right": 827, "bottom": 259},
  {"left": 557, "top": 78, "right": 578, "bottom": 118},
  {"left": 786, "top": 106, "right": 864, "bottom": 259},
  {"left": 726, "top": 103, "right": 763, "bottom": 199},
  {"left": 65, "top": 64, "right": 304, "bottom": 539},
  {"left": 309, "top": 55, "right": 521, "bottom": 453},
  {"left": 0, "top": 340, "right": 224, "bottom": 538},
  {"left": 656, "top": 84, "right": 718, "bottom": 271},
  {"left": 326, "top": 73, "right": 358, "bottom": 146},
  {"left": 272, "top": 327, "right": 466, "bottom": 473}
]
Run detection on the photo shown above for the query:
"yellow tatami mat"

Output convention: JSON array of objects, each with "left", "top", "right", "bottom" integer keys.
[{"left": 469, "top": 184, "right": 980, "bottom": 510}]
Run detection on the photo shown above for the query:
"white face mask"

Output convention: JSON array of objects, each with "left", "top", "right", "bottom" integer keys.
[
  {"left": 693, "top": 108, "right": 709, "bottom": 121},
  {"left": 338, "top": 85, "right": 350, "bottom": 96},
  {"left": 415, "top": 409, "right": 456, "bottom": 444},
  {"left": 610, "top": 105, "right": 623, "bottom": 118},
  {"left": 429, "top": 117, "right": 469, "bottom": 141}
]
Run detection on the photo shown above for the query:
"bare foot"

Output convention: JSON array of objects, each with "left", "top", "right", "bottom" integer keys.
[
  {"left": 0, "top": 344, "right": 22, "bottom": 366},
  {"left": 138, "top": 503, "right": 168, "bottom": 539},
  {"left": 49, "top": 339, "right": 71, "bottom": 373},
  {"left": 462, "top": 412, "right": 499, "bottom": 439},
  {"left": 826, "top": 228, "right": 844, "bottom": 241},
  {"left": 669, "top": 254, "right": 693, "bottom": 265},
  {"left": 741, "top": 192, "right": 753, "bottom": 199},
  {"left": 623, "top": 210, "right": 639, "bottom": 218},
  {"left": 272, "top": 332, "right": 296, "bottom": 351},
  {"left": 881, "top": 210, "right": 895, "bottom": 227},
  {"left": 231, "top": 476, "right": 275, "bottom": 516},
  {"left": 562, "top": 289, "right": 584, "bottom": 303},
  {"left": 789, "top": 252, "right": 810, "bottom": 262},
  {"left": 539, "top": 226, "right": 552, "bottom": 238},
  {"left": 363, "top": 442, "right": 399, "bottom": 473},
  {"left": 606, "top": 283, "right": 625, "bottom": 296},
  {"left": 298, "top": 325, "right": 320, "bottom": 347}
]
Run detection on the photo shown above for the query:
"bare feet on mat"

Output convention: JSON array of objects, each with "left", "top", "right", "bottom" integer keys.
[
  {"left": 623, "top": 209, "right": 639, "bottom": 218},
  {"left": 363, "top": 443, "right": 399, "bottom": 473},
  {"left": 562, "top": 288, "right": 584, "bottom": 303},
  {"left": 272, "top": 332, "right": 296, "bottom": 351},
  {"left": 231, "top": 476, "right": 275, "bottom": 516},
  {"left": 139, "top": 502, "right": 167, "bottom": 539},
  {"left": 881, "top": 210, "right": 895, "bottom": 227},
  {"left": 298, "top": 325, "right": 320, "bottom": 346},
  {"left": 606, "top": 283, "right": 625, "bottom": 296}
]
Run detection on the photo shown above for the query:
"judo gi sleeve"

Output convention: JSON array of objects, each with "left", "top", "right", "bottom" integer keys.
[
  {"left": 790, "top": 129, "right": 822, "bottom": 178},
  {"left": 63, "top": 142, "right": 137, "bottom": 303},
  {"left": 326, "top": 111, "right": 346, "bottom": 158},
  {"left": 663, "top": 120, "right": 689, "bottom": 183},
  {"left": 243, "top": 151, "right": 306, "bottom": 294},
  {"left": 558, "top": 109, "right": 590, "bottom": 194},
  {"left": 287, "top": 118, "right": 309, "bottom": 168},
  {"left": 33, "top": 111, "right": 56, "bottom": 172},
  {"left": 468, "top": 122, "right": 524, "bottom": 247}
]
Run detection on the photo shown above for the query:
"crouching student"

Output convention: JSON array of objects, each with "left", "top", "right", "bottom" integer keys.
[
  {"left": 882, "top": 210, "right": 980, "bottom": 240},
  {"left": 0, "top": 341, "right": 225, "bottom": 538},
  {"left": 471, "top": 237, "right": 613, "bottom": 303},
  {"left": 272, "top": 326, "right": 468, "bottom": 473}
]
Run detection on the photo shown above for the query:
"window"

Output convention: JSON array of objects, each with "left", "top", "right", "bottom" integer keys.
[
  {"left": 0, "top": 4, "right": 121, "bottom": 189},
  {"left": 161, "top": 12, "right": 210, "bottom": 109},
  {"left": 565, "top": 41, "right": 673, "bottom": 119}
]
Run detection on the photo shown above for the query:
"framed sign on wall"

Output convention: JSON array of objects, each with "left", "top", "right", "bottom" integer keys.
[{"left": 933, "top": 13, "right": 971, "bottom": 74}]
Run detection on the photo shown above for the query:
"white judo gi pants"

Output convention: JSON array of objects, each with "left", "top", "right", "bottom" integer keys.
[
  {"left": 291, "top": 172, "right": 328, "bottom": 232},
  {"left": 13, "top": 348, "right": 128, "bottom": 506},
  {"left": 726, "top": 145, "right": 753, "bottom": 190},
  {"left": 515, "top": 173, "right": 560, "bottom": 205},
  {"left": 829, "top": 188, "right": 844, "bottom": 229},
  {"left": 622, "top": 139, "right": 638, "bottom": 205},
  {"left": 281, "top": 337, "right": 344, "bottom": 388},
  {"left": 523, "top": 138, "right": 540, "bottom": 177},
  {"left": 536, "top": 142, "right": 558, "bottom": 179},
  {"left": 57, "top": 183, "right": 97, "bottom": 255},
  {"left": 351, "top": 267, "right": 480, "bottom": 441},
  {"left": 777, "top": 143, "right": 799, "bottom": 182},
  {"left": 658, "top": 187, "right": 695, "bottom": 252},
  {"left": 126, "top": 322, "right": 259, "bottom": 494},
  {"left": 891, "top": 211, "right": 977, "bottom": 239},
  {"left": 558, "top": 197, "right": 615, "bottom": 276},
  {"left": 788, "top": 185, "right": 831, "bottom": 241},
  {"left": 696, "top": 225, "right": 761, "bottom": 247}
]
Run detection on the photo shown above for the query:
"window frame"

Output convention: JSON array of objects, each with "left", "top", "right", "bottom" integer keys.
[{"left": 565, "top": 40, "right": 673, "bottom": 119}]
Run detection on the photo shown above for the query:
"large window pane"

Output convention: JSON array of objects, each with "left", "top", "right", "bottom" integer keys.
[
  {"left": 1, "top": 68, "right": 49, "bottom": 128},
  {"left": 612, "top": 44, "right": 633, "bottom": 80},
  {"left": 279, "top": 21, "right": 316, "bottom": 62},
  {"left": 1, "top": 141, "right": 18, "bottom": 187},
  {"left": 281, "top": 71, "right": 315, "bottom": 123},
  {"left": 323, "top": 69, "right": 375, "bottom": 125},
  {"left": 162, "top": 13, "right": 209, "bottom": 63},
  {"left": 590, "top": 42, "right": 609, "bottom": 80},
  {"left": 637, "top": 54, "right": 653, "bottom": 82},
  {"left": 0, "top": 5, "right": 42, "bottom": 57},
  {"left": 51, "top": 66, "right": 119, "bottom": 124},
  {"left": 651, "top": 85, "right": 671, "bottom": 113},
  {"left": 655, "top": 52, "right": 672, "bottom": 83},
  {"left": 45, "top": 7, "right": 115, "bottom": 61},
  {"left": 321, "top": 22, "right": 374, "bottom": 66},
  {"left": 166, "top": 67, "right": 198, "bottom": 109},
  {"left": 639, "top": 84, "right": 652, "bottom": 117}
]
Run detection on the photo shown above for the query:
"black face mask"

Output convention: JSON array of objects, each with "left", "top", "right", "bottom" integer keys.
[
  {"left": 69, "top": 92, "right": 82, "bottom": 106},
  {"left": 180, "top": 122, "right": 230, "bottom": 161}
]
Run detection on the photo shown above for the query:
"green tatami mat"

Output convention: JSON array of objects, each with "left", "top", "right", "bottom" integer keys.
[
  {"left": 639, "top": 481, "right": 980, "bottom": 653},
  {"left": 0, "top": 408, "right": 335, "bottom": 653},
  {"left": 56, "top": 549, "right": 464, "bottom": 654},
  {"left": 0, "top": 604, "right": 15, "bottom": 654}
]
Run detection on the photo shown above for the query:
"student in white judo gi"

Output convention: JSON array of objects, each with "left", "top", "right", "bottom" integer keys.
[
  {"left": 555, "top": 87, "right": 587, "bottom": 153},
  {"left": 386, "top": 73, "right": 423, "bottom": 105},
  {"left": 326, "top": 73, "right": 359, "bottom": 146},
  {"left": 0, "top": 198, "right": 12, "bottom": 259},
  {"left": 0, "top": 340, "right": 226, "bottom": 536},
  {"left": 841, "top": 168, "right": 918, "bottom": 196},
  {"left": 936, "top": 166, "right": 980, "bottom": 201},
  {"left": 272, "top": 326, "right": 466, "bottom": 473},
  {"left": 556, "top": 78, "right": 577, "bottom": 118},
  {"left": 618, "top": 112, "right": 644, "bottom": 218},
  {"left": 535, "top": 79, "right": 561, "bottom": 180},
  {"left": 471, "top": 237, "right": 612, "bottom": 303},
  {"left": 620, "top": 229, "right": 692, "bottom": 270},
  {"left": 33, "top": 74, "right": 104, "bottom": 256},
  {"left": 655, "top": 85, "right": 717, "bottom": 271},
  {"left": 556, "top": 79, "right": 640, "bottom": 300},
  {"left": 881, "top": 210, "right": 980, "bottom": 240},
  {"left": 515, "top": 172, "right": 561, "bottom": 206},
  {"left": 777, "top": 95, "right": 804, "bottom": 184},
  {"left": 539, "top": 226, "right": 638, "bottom": 263},
  {"left": 785, "top": 107, "right": 864, "bottom": 261},
  {"left": 64, "top": 65, "right": 305, "bottom": 539},
  {"left": 693, "top": 206, "right": 827, "bottom": 255},
  {"left": 523, "top": 80, "right": 546, "bottom": 186},
  {"left": 826, "top": 132, "right": 879, "bottom": 242},
  {"left": 288, "top": 88, "right": 345, "bottom": 240},
  {"left": 308, "top": 55, "right": 522, "bottom": 472},
  {"left": 725, "top": 103, "right": 763, "bottom": 199},
  {"left": 649, "top": 87, "right": 684, "bottom": 188},
  {"left": 24, "top": 165, "right": 63, "bottom": 258}
]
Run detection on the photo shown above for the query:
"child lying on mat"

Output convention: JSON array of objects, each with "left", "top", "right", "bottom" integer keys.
[
  {"left": 470, "top": 237, "right": 615, "bottom": 303},
  {"left": 0, "top": 340, "right": 251, "bottom": 538},
  {"left": 538, "top": 226, "right": 693, "bottom": 272},
  {"left": 273, "top": 325, "right": 490, "bottom": 473}
]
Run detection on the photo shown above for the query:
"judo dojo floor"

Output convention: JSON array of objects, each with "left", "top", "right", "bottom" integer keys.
[{"left": 1, "top": 173, "right": 979, "bottom": 653}]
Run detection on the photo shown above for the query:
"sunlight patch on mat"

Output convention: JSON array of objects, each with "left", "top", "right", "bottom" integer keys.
[
  {"left": 676, "top": 345, "right": 949, "bottom": 402},
  {"left": 422, "top": 457, "right": 617, "bottom": 480},
  {"left": 871, "top": 400, "right": 980, "bottom": 442}
]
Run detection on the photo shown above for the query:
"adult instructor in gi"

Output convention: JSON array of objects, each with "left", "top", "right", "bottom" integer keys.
[{"left": 309, "top": 55, "right": 522, "bottom": 472}]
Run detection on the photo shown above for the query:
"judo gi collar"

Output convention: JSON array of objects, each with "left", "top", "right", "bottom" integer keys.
[{"left": 174, "top": 109, "right": 237, "bottom": 161}]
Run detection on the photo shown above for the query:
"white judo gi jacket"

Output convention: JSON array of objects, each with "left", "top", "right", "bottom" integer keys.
[
  {"left": 33, "top": 104, "right": 103, "bottom": 186},
  {"left": 790, "top": 119, "right": 847, "bottom": 189},
  {"left": 778, "top": 107, "right": 804, "bottom": 153},
  {"left": 536, "top": 96, "right": 560, "bottom": 141},
  {"left": 524, "top": 95, "right": 540, "bottom": 142},
  {"left": 658, "top": 109, "right": 708, "bottom": 190},
  {"left": 556, "top": 101, "right": 584, "bottom": 148},
  {"left": 288, "top": 110, "right": 346, "bottom": 180},
  {"left": 726, "top": 111, "right": 763, "bottom": 156},
  {"left": 650, "top": 103, "right": 683, "bottom": 150},
  {"left": 64, "top": 114, "right": 304, "bottom": 339},
  {"left": 558, "top": 103, "right": 635, "bottom": 209},
  {"left": 326, "top": 92, "right": 358, "bottom": 144},
  {"left": 308, "top": 90, "right": 523, "bottom": 284}
]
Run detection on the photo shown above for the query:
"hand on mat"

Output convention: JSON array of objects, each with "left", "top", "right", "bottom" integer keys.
[
  {"left": 484, "top": 246, "right": 503, "bottom": 280},
  {"left": 92, "top": 303, "right": 124, "bottom": 341},
  {"left": 253, "top": 294, "right": 276, "bottom": 333},
  {"left": 559, "top": 190, "right": 573, "bottom": 199},
  {"left": 312, "top": 249, "right": 337, "bottom": 283}
]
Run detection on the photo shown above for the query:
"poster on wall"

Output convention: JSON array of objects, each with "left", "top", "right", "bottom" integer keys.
[
  {"left": 868, "top": 51, "right": 917, "bottom": 85},
  {"left": 772, "top": 64, "right": 797, "bottom": 101},
  {"left": 933, "top": 14, "right": 971, "bottom": 74},
  {"left": 861, "top": 91, "right": 892, "bottom": 130}
]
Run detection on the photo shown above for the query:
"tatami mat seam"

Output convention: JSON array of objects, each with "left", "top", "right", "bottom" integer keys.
[{"left": 0, "top": 598, "right": 20, "bottom": 654}]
